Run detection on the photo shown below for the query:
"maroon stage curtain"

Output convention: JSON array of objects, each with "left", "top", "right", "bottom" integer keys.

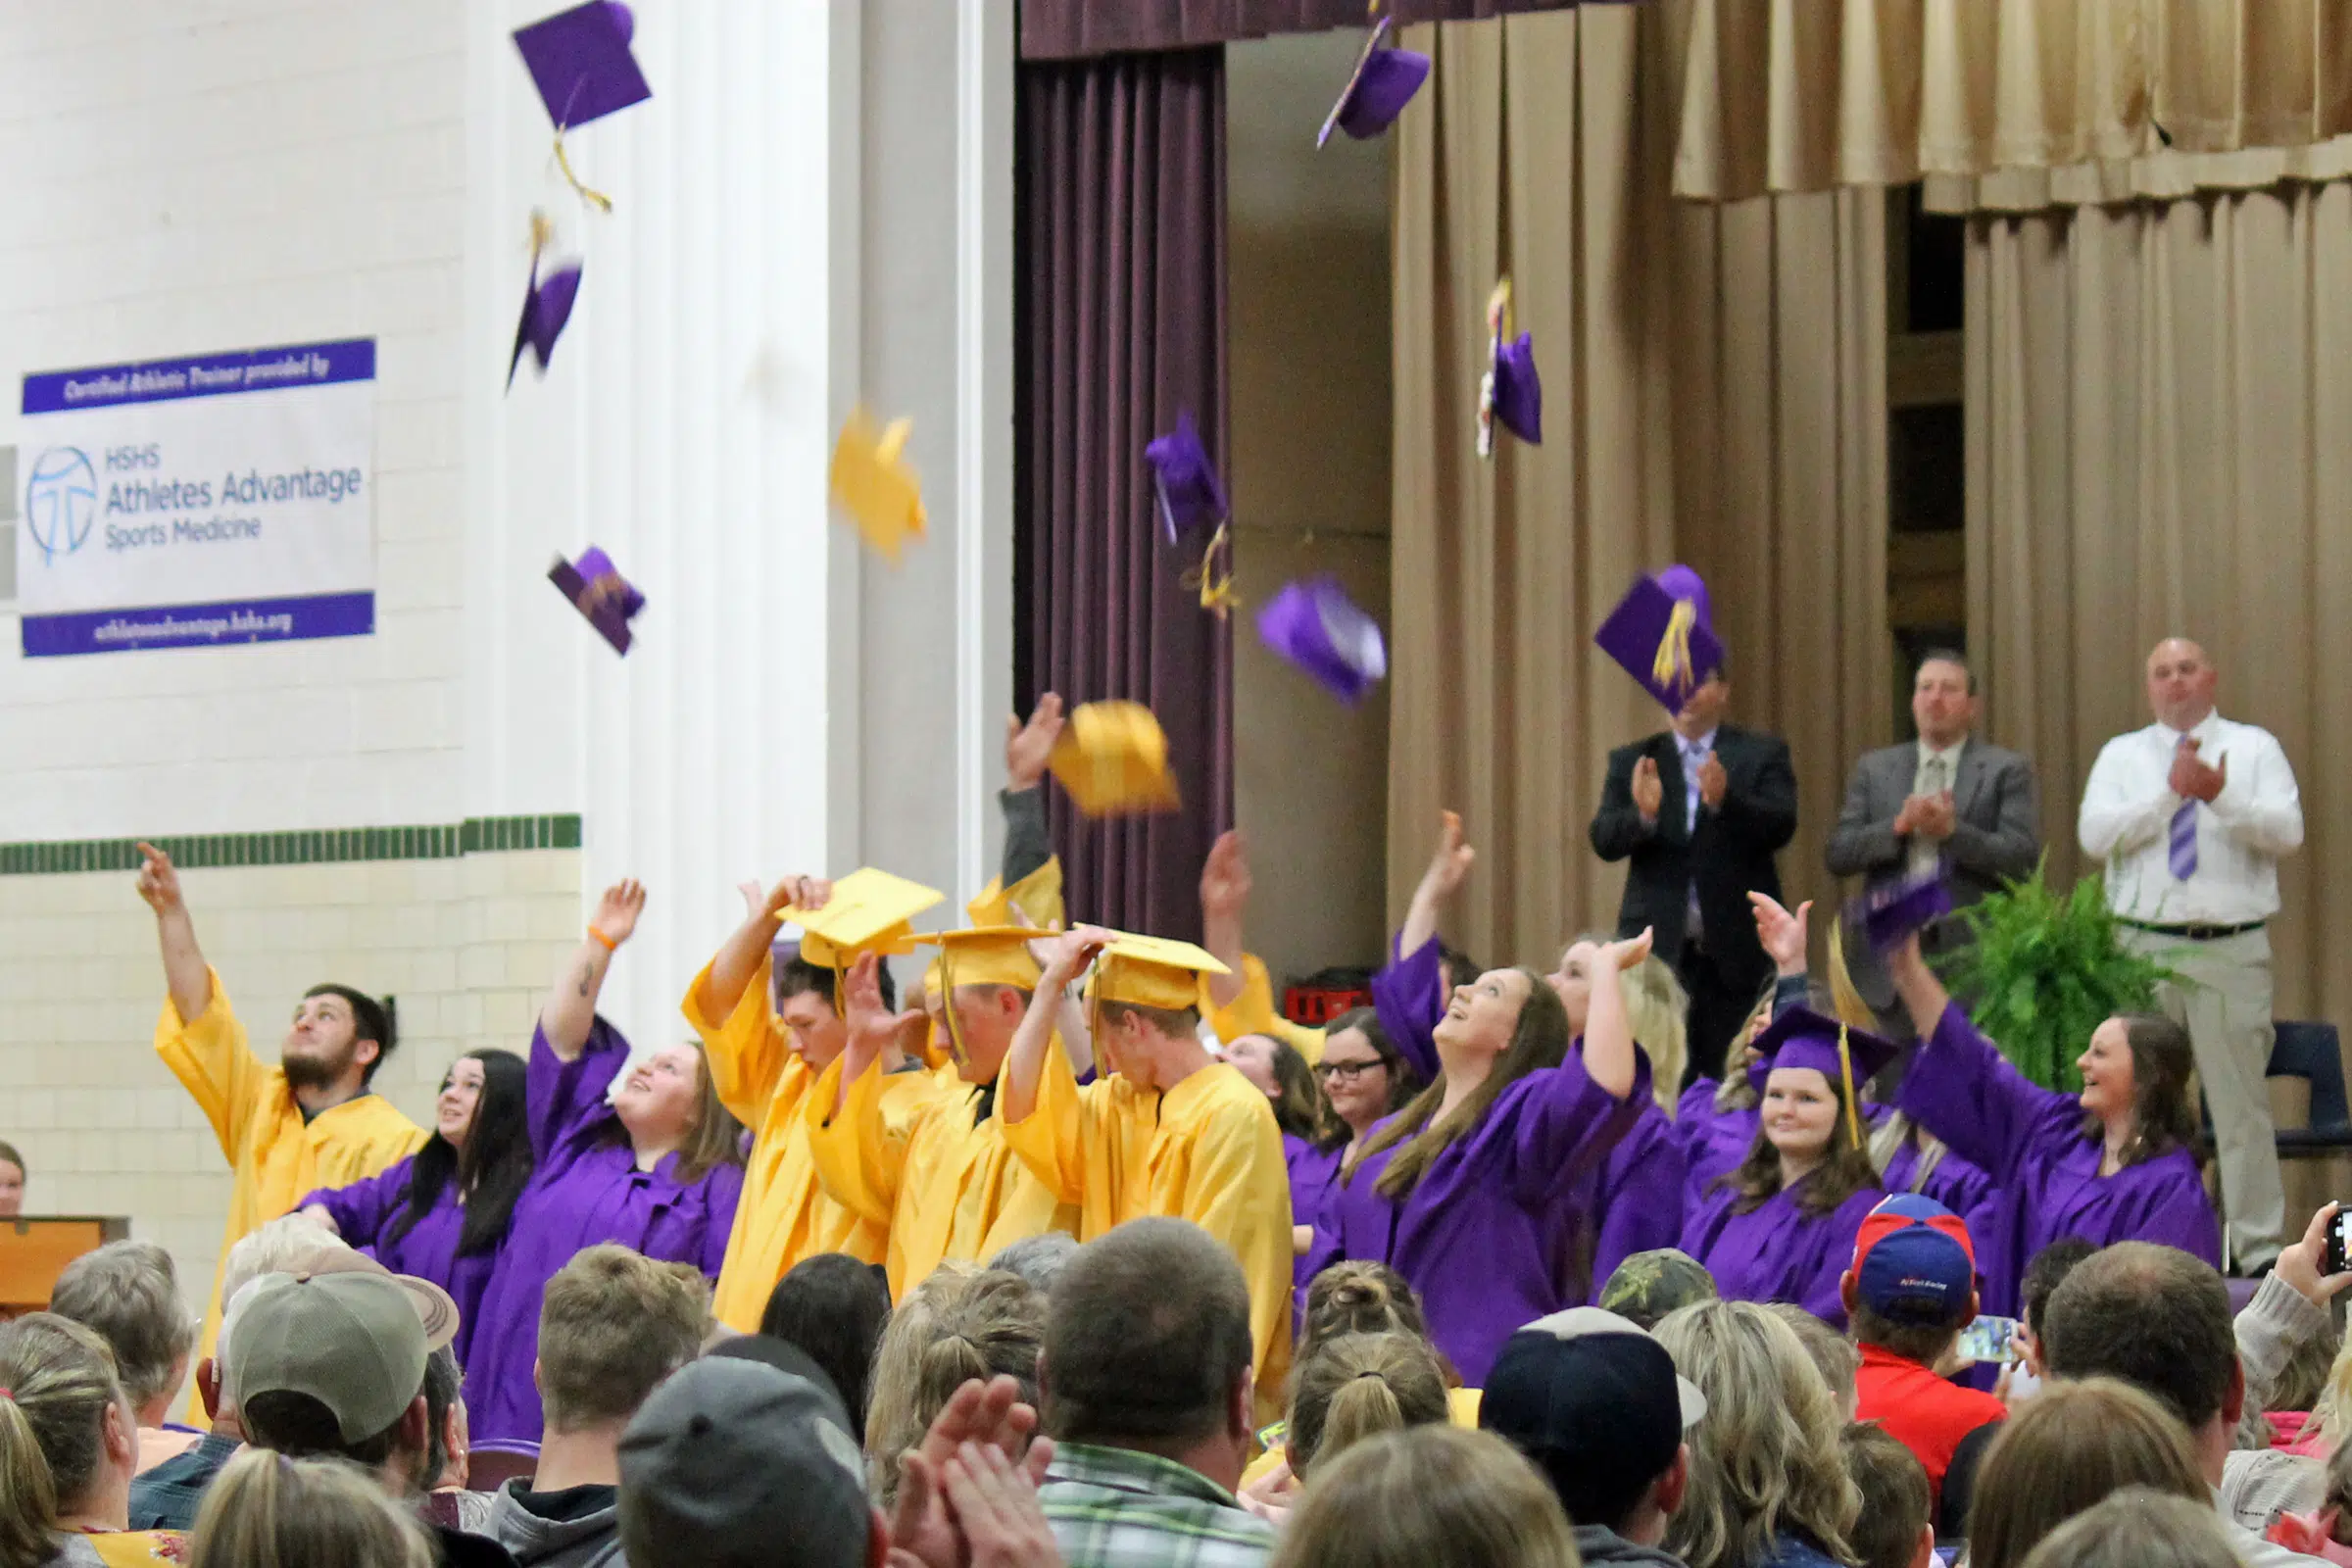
[
  {"left": 1014, "top": 49, "right": 1232, "bottom": 942},
  {"left": 1020, "top": 0, "right": 1586, "bottom": 60}
]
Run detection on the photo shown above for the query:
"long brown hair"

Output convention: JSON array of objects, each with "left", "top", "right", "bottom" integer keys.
[
  {"left": 2080, "top": 1013, "right": 2199, "bottom": 1166},
  {"left": 1964, "top": 1378, "right": 2207, "bottom": 1568},
  {"left": 1719, "top": 1066, "right": 1880, "bottom": 1216},
  {"left": 1253, "top": 1037, "right": 1337, "bottom": 1144},
  {"left": 1349, "top": 969, "right": 1572, "bottom": 1202},
  {"left": 0, "top": 1314, "right": 124, "bottom": 1568},
  {"left": 670, "top": 1042, "right": 747, "bottom": 1185}
]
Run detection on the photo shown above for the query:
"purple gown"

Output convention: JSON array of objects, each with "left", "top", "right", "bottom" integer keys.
[
  {"left": 1676, "top": 1079, "right": 1758, "bottom": 1212},
  {"left": 1369, "top": 931, "right": 1446, "bottom": 1085},
  {"left": 466, "top": 1019, "right": 746, "bottom": 1447},
  {"left": 300, "top": 1153, "right": 499, "bottom": 1369},
  {"left": 1285, "top": 1135, "right": 1346, "bottom": 1294},
  {"left": 1896, "top": 1001, "right": 2222, "bottom": 1316},
  {"left": 1306, "top": 1051, "right": 1647, "bottom": 1385},
  {"left": 1575, "top": 1098, "right": 1689, "bottom": 1303},
  {"left": 1680, "top": 1176, "right": 1885, "bottom": 1326}
]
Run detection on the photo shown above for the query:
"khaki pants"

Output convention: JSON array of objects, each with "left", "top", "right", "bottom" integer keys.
[{"left": 2121, "top": 925, "right": 2282, "bottom": 1269}]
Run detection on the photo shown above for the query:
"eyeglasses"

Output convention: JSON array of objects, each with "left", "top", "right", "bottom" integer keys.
[{"left": 1315, "top": 1059, "right": 1384, "bottom": 1083}]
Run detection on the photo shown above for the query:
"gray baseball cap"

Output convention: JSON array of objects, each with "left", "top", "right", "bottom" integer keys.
[
  {"left": 229, "top": 1269, "right": 450, "bottom": 1444},
  {"left": 617, "top": 1356, "right": 871, "bottom": 1568}
]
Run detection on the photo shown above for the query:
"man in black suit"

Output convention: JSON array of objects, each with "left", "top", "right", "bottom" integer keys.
[
  {"left": 1590, "top": 656, "right": 1797, "bottom": 1085},
  {"left": 1827, "top": 649, "right": 2039, "bottom": 1044}
]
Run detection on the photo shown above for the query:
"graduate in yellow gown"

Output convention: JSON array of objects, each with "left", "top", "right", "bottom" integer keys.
[
  {"left": 1000, "top": 925, "right": 1295, "bottom": 1421},
  {"left": 134, "top": 842, "right": 425, "bottom": 1422}
]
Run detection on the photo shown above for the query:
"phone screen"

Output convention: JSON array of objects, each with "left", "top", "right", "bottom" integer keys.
[{"left": 1956, "top": 1314, "right": 2020, "bottom": 1364}]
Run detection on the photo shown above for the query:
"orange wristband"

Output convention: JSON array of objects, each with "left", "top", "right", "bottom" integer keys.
[{"left": 587, "top": 925, "right": 617, "bottom": 952}]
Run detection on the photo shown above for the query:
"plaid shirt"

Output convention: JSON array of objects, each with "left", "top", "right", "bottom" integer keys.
[
  {"left": 126, "top": 1431, "right": 241, "bottom": 1532},
  {"left": 1038, "top": 1444, "right": 1274, "bottom": 1568}
]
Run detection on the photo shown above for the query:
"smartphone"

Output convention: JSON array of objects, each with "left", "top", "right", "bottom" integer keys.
[
  {"left": 2328, "top": 1205, "right": 2352, "bottom": 1276},
  {"left": 1955, "top": 1314, "right": 2021, "bottom": 1365}
]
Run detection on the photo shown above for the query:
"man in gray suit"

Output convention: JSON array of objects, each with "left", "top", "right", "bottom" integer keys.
[{"left": 1827, "top": 650, "right": 2040, "bottom": 1046}]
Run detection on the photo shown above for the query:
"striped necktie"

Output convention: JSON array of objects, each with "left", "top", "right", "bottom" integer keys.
[{"left": 2169, "top": 800, "right": 2198, "bottom": 880}]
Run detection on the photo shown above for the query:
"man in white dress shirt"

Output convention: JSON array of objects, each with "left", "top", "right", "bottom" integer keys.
[{"left": 2079, "top": 637, "right": 2304, "bottom": 1274}]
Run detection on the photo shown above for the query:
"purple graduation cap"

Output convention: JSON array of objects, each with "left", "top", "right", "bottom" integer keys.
[
  {"left": 1851, "top": 867, "right": 1956, "bottom": 955},
  {"left": 1593, "top": 564, "right": 1727, "bottom": 714},
  {"left": 1319, "top": 17, "right": 1431, "bottom": 147},
  {"left": 1477, "top": 279, "right": 1542, "bottom": 453},
  {"left": 548, "top": 546, "right": 644, "bottom": 655},
  {"left": 1746, "top": 1006, "right": 1901, "bottom": 1148},
  {"left": 1256, "top": 576, "right": 1389, "bottom": 705},
  {"left": 513, "top": 1, "right": 652, "bottom": 130},
  {"left": 1144, "top": 410, "right": 1228, "bottom": 545},
  {"left": 508, "top": 240, "right": 583, "bottom": 389}
]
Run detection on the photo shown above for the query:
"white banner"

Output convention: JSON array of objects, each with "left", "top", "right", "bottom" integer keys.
[{"left": 17, "top": 338, "right": 376, "bottom": 657}]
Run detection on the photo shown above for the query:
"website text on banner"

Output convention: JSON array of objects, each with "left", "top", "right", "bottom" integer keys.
[{"left": 15, "top": 339, "right": 376, "bottom": 659}]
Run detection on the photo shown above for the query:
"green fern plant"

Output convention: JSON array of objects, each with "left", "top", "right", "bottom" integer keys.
[{"left": 1936, "top": 860, "right": 2179, "bottom": 1094}]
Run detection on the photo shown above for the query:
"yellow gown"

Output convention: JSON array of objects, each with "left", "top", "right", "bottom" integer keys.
[
  {"left": 805, "top": 1053, "right": 1079, "bottom": 1300},
  {"left": 159, "top": 972, "right": 424, "bottom": 1420},
  {"left": 684, "top": 955, "right": 936, "bottom": 1332},
  {"left": 1001, "top": 1034, "right": 1295, "bottom": 1420}
]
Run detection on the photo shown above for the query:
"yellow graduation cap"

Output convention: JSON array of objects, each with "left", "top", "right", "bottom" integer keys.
[
  {"left": 920, "top": 925, "right": 1050, "bottom": 1067},
  {"left": 830, "top": 407, "right": 927, "bottom": 563},
  {"left": 783, "top": 867, "right": 945, "bottom": 1012},
  {"left": 1083, "top": 932, "right": 1231, "bottom": 1013},
  {"left": 1049, "top": 701, "right": 1182, "bottom": 818}
]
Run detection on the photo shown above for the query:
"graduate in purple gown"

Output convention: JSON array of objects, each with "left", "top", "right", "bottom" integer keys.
[
  {"left": 1680, "top": 1007, "right": 1893, "bottom": 1325},
  {"left": 466, "top": 879, "right": 749, "bottom": 1449},
  {"left": 1883, "top": 929, "right": 2221, "bottom": 1316},
  {"left": 297, "top": 1046, "right": 533, "bottom": 1368},
  {"left": 1368, "top": 810, "right": 1482, "bottom": 1087},
  {"left": 1307, "top": 930, "right": 1651, "bottom": 1384}
]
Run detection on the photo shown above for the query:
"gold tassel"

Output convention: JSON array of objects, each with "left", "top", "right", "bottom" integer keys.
[
  {"left": 1826, "top": 918, "right": 1877, "bottom": 1031},
  {"left": 1650, "top": 598, "right": 1696, "bottom": 696},
  {"left": 1838, "top": 1021, "right": 1862, "bottom": 1151},
  {"left": 554, "top": 130, "right": 614, "bottom": 215},
  {"left": 1184, "top": 520, "right": 1240, "bottom": 618}
]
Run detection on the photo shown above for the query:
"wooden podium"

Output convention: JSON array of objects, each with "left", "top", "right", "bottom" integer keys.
[{"left": 0, "top": 1217, "right": 131, "bottom": 1318}]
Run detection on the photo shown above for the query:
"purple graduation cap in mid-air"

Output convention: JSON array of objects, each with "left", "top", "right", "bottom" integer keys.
[
  {"left": 1593, "top": 564, "right": 1727, "bottom": 714},
  {"left": 1144, "top": 410, "right": 1228, "bottom": 545},
  {"left": 513, "top": 1, "right": 652, "bottom": 130},
  {"left": 508, "top": 233, "right": 584, "bottom": 388},
  {"left": 1319, "top": 17, "right": 1431, "bottom": 147},
  {"left": 1852, "top": 868, "right": 1957, "bottom": 955},
  {"left": 548, "top": 546, "right": 644, "bottom": 655},
  {"left": 1256, "top": 576, "right": 1389, "bottom": 705}
]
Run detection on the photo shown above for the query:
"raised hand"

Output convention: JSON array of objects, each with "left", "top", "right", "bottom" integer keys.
[
  {"left": 737, "top": 879, "right": 766, "bottom": 920},
  {"left": 845, "top": 953, "right": 921, "bottom": 1057},
  {"left": 590, "top": 879, "right": 648, "bottom": 947},
  {"left": 888, "top": 1376, "right": 1053, "bottom": 1568},
  {"left": 1040, "top": 926, "right": 1112, "bottom": 988},
  {"left": 1604, "top": 926, "right": 1654, "bottom": 971},
  {"left": 1420, "top": 810, "right": 1476, "bottom": 901},
  {"left": 1747, "top": 891, "right": 1811, "bottom": 975},
  {"left": 939, "top": 1443, "right": 1064, "bottom": 1568},
  {"left": 134, "top": 842, "right": 184, "bottom": 915},
  {"left": 1631, "top": 757, "right": 1664, "bottom": 819},
  {"left": 1200, "top": 830, "right": 1252, "bottom": 922},
  {"left": 2276, "top": 1200, "right": 2352, "bottom": 1309},
  {"left": 1004, "top": 694, "right": 1066, "bottom": 792},
  {"left": 1696, "top": 751, "right": 1728, "bottom": 811}
]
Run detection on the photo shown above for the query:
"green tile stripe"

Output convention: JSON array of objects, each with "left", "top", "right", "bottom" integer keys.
[{"left": 0, "top": 814, "right": 582, "bottom": 875}]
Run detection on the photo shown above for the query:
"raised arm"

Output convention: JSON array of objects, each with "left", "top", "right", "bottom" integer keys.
[
  {"left": 1747, "top": 891, "right": 1812, "bottom": 981},
  {"left": 1399, "top": 811, "right": 1475, "bottom": 959},
  {"left": 136, "top": 843, "right": 214, "bottom": 1025},
  {"left": 1883, "top": 929, "right": 1951, "bottom": 1044},
  {"left": 832, "top": 954, "right": 919, "bottom": 1113},
  {"left": 1002, "top": 928, "right": 1106, "bottom": 1125},
  {"left": 1199, "top": 831, "right": 1250, "bottom": 1012},
  {"left": 697, "top": 874, "right": 826, "bottom": 1024},
  {"left": 1001, "top": 694, "right": 1064, "bottom": 891},
  {"left": 1579, "top": 929, "right": 1652, "bottom": 1102},
  {"left": 540, "top": 880, "right": 643, "bottom": 1061}
]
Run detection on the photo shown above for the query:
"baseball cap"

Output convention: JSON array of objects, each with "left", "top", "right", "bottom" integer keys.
[
  {"left": 229, "top": 1268, "right": 456, "bottom": 1444},
  {"left": 1849, "top": 1193, "right": 1977, "bottom": 1323},
  {"left": 1596, "top": 1249, "right": 1719, "bottom": 1331},
  {"left": 617, "top": 1356, "right": 872, "bottom": 1568},
  {"left": 1482, "top": 1307, "right": 1707, "bottom": 1529}
]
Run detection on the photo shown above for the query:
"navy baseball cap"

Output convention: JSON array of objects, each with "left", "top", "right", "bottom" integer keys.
[{"left": 1850, "top": 1193, "right": 1976, "bottom": 1321}]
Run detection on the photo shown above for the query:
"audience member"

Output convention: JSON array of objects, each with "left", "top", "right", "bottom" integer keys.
[
  {"left": 1762, "top": 1302, "right": 1861, "bottom": 1424},
  {"left": 0, "top": 1140, "right": 24, "bottom": 1216},
  {"left": 46, "top": 1242, "right": 199, "bottom": 1474},
  {"left": 188, "top": 1446, "right": 436, "bottom": 1568},
  {"left": 416, "top": 1346, "right": 497, "bottom": 1537},
  {"left": 1284, "top": 1332, "right": 1448, "bottom": 1479},
  {"left": 2268, "top": 1438, "right": 2352, "bottom": 1562},
  {"left": 865, "top": 1267, "right": 1046, "bottom": 1509},
  {"left": 0, "top": 1312, "right": 188, "bottom": 1567},
  {"left": 2015, "top": 1236, "right": 2096, "bottom": 1386},
  {"left": 1963, "top": 1379, "right": 2209, "bottom": 1568},
  {"left": 1598, "top": 1249, "right": 1720, "bottom": 1332},
  {"left": 230, "top": 1268, "right": 514, "bottom": 1568},
  {"left": 1480, "top": 1305, "right": 1706, "bottom": 1567},
  {"left": 2216, "top": 1206, "right": 2348, "bottom": 1534},
  {"left": 126, "top": 1212, "right": 350, "bottom": 1530},
  {"left": 2038, "top": 1241, "right": 2327, "bottom": 1567},
  {"left": 1034, "top": 1218, "right": 1274, "bottom": 1566},
  {"left": 1270, "top": 1426, "right": 1580, "bottom": 1568},
  {"left": 1839, "top": 1424, "right": 1932, "bottom": 1568},
  {"left": 487, "top": 1246, "right": 707, "bottom": 1567},
  {"left": 758, "top": 1253, "right": 893, "bottom": 1443},
  {"left": 2020, "top": 1488, "right": 2244, "bottom": 1568},
  {"left": 1653, "top": 1298, "right": 1857, "bottom": 1568},
  {"left": 987, "top": 1233, "right": 1079, "bottom": 1294},
  {"left": 302, "top": 1047, "right": 535, "bottom": 1371},
  {"left": 2081, "top": 637, "right": 2303, "bottom": 1274},
  {"left": 1839, "top": 1195, "right": 2005, "bottom": 1510}
]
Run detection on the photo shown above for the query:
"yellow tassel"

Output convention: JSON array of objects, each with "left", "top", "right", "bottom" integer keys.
[
  {"left": 1650, "top": 598, "right": 1697, "bottom": 696},
  {"left": 528, "top": 209, "right": 556, "bottom": 258},
  {"left": 1185, "top": 520, "right": 1240, "bottom": 618},
  {"left": 554, "top": 130, "right": 614, "bottom": 215},
  {"left": 1487, "top": 278, "right": 1514, "bottom": 341},
  {"left": 940, "top": 949, "right": 967, "bottom": 1066},
  {"left": 1838, "top": 1021, "right": 1861, "bottom": 1150},
  {"left": 1826, "top": 919, "right": 1877, "bottom": 1031}
]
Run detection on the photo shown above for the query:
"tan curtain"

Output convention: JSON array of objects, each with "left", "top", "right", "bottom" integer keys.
[
  {"left": 1387, "top": 0, "right": 1889, "bottom": 964},
  {"left": 1966, "top": 182, "right": 2352, "bottom": 1021},
  {"left": 1675, "top": 0, "right": 2352, "bottom": 204}
]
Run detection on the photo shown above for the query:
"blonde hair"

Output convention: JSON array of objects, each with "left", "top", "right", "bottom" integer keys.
[
  {"left": 0, "top": 1313, "right": 131, "bottom": 1568},
  {"left": 538, "top": 1245, "right": 710, "bottom": 1431},
  {"left": 190, "top": 1448, "right": 435, "bottom": 1568},
  {"left": 1714, "top": 993, "right": 1774, "bottom": 1113},
  {"left": 1286, "top": 1332, "right": 1450, "bottom": 1477},
  {"left": 1654, "top": 1300, "right": 1858, "bottom": 1568},
  {"left": 1964, "top": 1378, "right": 2207, "bottom": 1568},
  {"left": 1621, "top": 951, "right": 1690, "bottom": 1115},
  {"left": 1761, "top": 1302, "right": 1860, "bottom": 1417},
  {"left": 1270, "top": 1426, "right": 1581, "bottom": 1568},
  {"left": 864, "top": 1267, "right": 1045, "bottom": 1505},
  {"left": 2015, "top": 1488, "right": 2239, "bottom": 1568}
]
